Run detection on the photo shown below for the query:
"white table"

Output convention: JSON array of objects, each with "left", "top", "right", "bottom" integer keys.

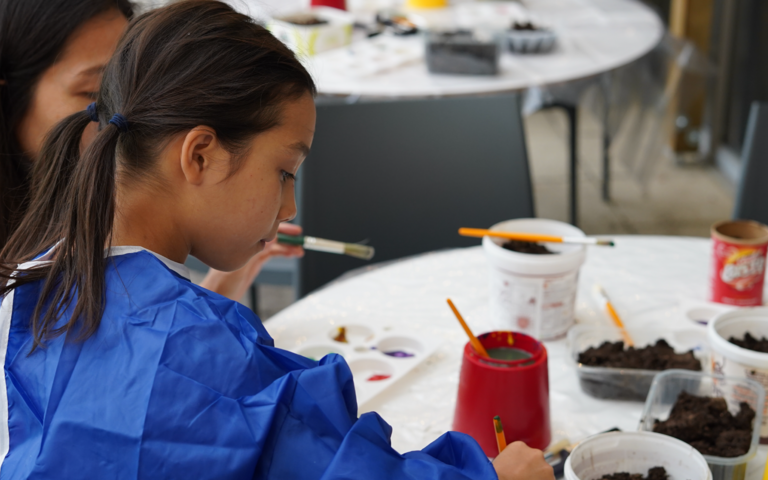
[
  {"left": 267, "top": 236, "right": 768, "bottom": 479},
  {"left": 308, "top": 0, "right": 663, "bottom": 97}
]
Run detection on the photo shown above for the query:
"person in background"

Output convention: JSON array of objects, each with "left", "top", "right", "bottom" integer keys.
[
  {"left": 0, "top": 1, "right": 553, "bottom": 478},
  {"left": 0, "top": 0, "right": 298, "bottom": 302}
]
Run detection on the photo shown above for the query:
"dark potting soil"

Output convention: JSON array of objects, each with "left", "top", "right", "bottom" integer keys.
[
  {"left": 501, "top": 240, "right": 555, "bottom": 254},
  {"left": 578, "top": 340, "right": 701, "bottom": 371},
  {"left": 285, "top": 16, "right": 328, "bottom": 26},
  {"left": 652, "top": 391, "right": 755, "bottom": 457},
  {"left": 729, "top": 332, "right": 768, "bottom": 353},
  {"left": 596, "top": 467, "right": 668, "bottom": 480}
]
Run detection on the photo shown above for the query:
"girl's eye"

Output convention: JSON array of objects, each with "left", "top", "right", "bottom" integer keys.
[
  {"left": 81, "top": 91, "right": 98, "bottom": 100},
  {"left": 281, "top": 171, "right": 296, "bottom": 182}
]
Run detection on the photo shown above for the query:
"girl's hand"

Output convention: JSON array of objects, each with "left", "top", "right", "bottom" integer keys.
[
  {"left": 493, "top": 442, "right": 554, "bottom": 480},
  {"left": 200, "top": 223, "right": 304, "bottom": 301}
]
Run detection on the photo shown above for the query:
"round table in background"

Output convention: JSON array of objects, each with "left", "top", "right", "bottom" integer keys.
[
  {"left": 267, "top": 236, "right": 768, "bottom": 479},
  {"left": 308, "top": 0, "right": 664, "bottom": 97}
]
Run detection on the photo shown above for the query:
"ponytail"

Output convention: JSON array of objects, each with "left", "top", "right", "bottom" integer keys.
[{"left": 0, "top": 109, "right": 121, "bottom": 349}]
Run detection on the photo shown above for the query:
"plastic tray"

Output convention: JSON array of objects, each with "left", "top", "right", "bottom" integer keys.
[
  {"left": 639, "top": 370, "right": 765, "bottom": 480},
  {"left": 568, "top": 325, "right": 708, "bottom": 401},
  {"left": 291, "top": 323, "right": 441, "bottom": 408}
]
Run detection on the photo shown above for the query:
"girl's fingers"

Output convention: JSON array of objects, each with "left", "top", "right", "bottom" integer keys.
[{"left": 277, "top": 223, "right": 302, "bottom": 236}]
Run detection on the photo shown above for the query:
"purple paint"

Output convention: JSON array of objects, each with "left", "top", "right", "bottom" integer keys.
[{"left": 383, "top": 350, "right": 414, "bottom": 358}]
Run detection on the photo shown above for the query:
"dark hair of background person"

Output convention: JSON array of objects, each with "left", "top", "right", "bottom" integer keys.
[
  {"left": 0, "top": 0, "right": 316, "bottom": 350},
  {"left": 0, "top": 0, "right": 135, "bottom": 249}
]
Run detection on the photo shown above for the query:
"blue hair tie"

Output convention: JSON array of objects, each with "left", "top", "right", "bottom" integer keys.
[
  {"left": 109, "top": 113, "right": 129, "bottom": 133},
  {"left": 86, "top": 102, "right": 99, "bottom": 123}
]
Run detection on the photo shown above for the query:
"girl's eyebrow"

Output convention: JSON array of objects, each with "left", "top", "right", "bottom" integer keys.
[
  {"left": 289, "top": 141, "right": 310, "bottom": 156},
  {"left": 75, "top": 64, "right": 106, "bottom": 79}
]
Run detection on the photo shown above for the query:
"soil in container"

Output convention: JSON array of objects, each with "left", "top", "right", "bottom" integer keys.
[
  {"left": 729, "top": 332, "right": 768, "bottom": 353},
  {"left": 596, "top": 467, "right": 668, "bottom": 480},
  {"left": 652, "top": 391, "right": 755, "bottom": 457},
  {"left": 501, "top": 240, "right": 555, "bottom": 255},
  {"left": 284, "top": 15, "right": 328, "bottom": 26},
  {"left": 578, "top": 340, "right": 701, "bottom": 371},
  {"left": 576, "top": 340, "right": 701, "bottom": 400}
]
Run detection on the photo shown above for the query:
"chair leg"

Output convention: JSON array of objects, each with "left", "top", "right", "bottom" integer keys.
[
  {"left": 541, "top": 102, "right": 579, "bottom": 227},
  {"left": 601, "top": 74, "right": 612, "bottom": 202},
  {"left": 249, "top": 283, "right": 259, "bottom": 316}
]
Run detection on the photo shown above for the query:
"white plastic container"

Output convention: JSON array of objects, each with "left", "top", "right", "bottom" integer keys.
[
  {"left": 564, "top": 431, "right": 712, "bottom": 480},
  {"left": 640, "top": 370, "right": 763, "bottom": 480},
  {"left": 708, "top": 307, "right": 768, "bottom": 443},
  {"left": 483, "top": 219, "right": 586, "bottom": 340},
  {"left": 268, "top": 7, "right": 353, "bottom": 57}
]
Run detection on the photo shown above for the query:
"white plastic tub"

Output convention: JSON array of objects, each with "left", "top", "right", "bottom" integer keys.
[
  {"left": 708, "top": 308, "right": 768, "bottom": 443},
  {"left": 483, "top": 218, "right": 586, "bottom": 340},
  {"left": 268, "top": 7, "right": 353, "bottom": 57},
  {"left": 564, "top": 431, "right": 711, "bottom": 480}
]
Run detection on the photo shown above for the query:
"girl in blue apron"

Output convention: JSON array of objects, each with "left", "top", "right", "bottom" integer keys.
[{"left": 0, "top": 1, "right": 553, "bottom": 478}]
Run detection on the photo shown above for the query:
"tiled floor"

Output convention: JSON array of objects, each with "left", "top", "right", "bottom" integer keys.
[{"left": 526, "top": 107, "right": 735, "bottom": 237}]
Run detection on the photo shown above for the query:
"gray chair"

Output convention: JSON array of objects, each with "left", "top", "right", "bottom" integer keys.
[
  {"left": 297, "top": 93, "right": 534, "bottom": 296},
  {"left": 734, "top": 102, "right": 768, "bottom": 223}
]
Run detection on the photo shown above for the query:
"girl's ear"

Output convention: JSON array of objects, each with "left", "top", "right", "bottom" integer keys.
[{"left": 179, "top": 126, "right": 223, "bottom": 186}]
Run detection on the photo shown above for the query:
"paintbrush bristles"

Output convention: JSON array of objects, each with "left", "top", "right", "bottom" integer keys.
[
  {"left": 595, "top": 239, "right": 615, "bottom": 247},
  {"left": 344, "top": 244, "right": 375, "bottom": 260}
]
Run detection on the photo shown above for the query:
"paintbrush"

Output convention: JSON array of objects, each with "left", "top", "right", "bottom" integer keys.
[
  {"left": 594, "top": 285, "right": 634, "bottom": 347},
  {"left": 446, "top": 298, "right": 490, "bottom": 359},
  {"left": 459, "top": 228, "right": 614, "bottom": 247},
  {"left": 277, "top": 233, "right": 375, "bottom": 260}
]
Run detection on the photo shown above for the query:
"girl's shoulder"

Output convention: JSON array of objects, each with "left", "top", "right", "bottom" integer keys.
[{"left": 106, "top": 248, "right": 272, "bottom": 346}]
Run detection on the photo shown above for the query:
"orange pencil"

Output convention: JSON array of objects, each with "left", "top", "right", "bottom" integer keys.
[
  {"left": 493, "top": 416, "right": 507, "bottom": 454},
  {"left": 459, "top": 228, "right": 614, "bottom": 247},
  {"left": 446, "top": 298, "right": 490, "bottom": 359}
]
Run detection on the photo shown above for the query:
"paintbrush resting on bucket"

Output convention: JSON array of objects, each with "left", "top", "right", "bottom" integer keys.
[
  {"left": 277, "top": 234, "right": 375, "bottom": 260},
  {"left": 459, "top": 228, "right": 614, "bottom": 247}
]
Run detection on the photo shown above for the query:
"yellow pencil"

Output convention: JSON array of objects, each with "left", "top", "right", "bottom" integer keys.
[{"left": 493, "top": 416, "right": 507, "bottom": 454}]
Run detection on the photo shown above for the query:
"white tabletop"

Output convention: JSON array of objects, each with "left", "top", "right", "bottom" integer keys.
[
  {"left": 305, "top": 0, "right": 664, "bottom": 97},
  {"left": 267, "top": 236, "right": 768, "bottom": 478}
]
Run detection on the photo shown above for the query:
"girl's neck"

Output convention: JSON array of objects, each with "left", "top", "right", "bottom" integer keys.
[{"left": 111, "top": 184, "right": 189, "bottom": 264}]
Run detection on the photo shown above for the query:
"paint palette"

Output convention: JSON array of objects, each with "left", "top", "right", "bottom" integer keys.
[
  {"left": 677, "top": 296, "right": 735, "bottom": 326},
  {"left": 312, "top": 35, "right": 424, "bottom": 78},
  {"left": 292, "top": 324, "right": 441, "bottom": 408}
]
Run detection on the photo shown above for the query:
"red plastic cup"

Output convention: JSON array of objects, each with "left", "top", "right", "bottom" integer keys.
[
  {"left": 452, "top": 331, "right": 551, "bottom": 457},
  {"left": 710, "top": 220, "right": 768, "bottom": 306},
  {"left": 310, "top": 0, "right": 346, "bottom": 10}
]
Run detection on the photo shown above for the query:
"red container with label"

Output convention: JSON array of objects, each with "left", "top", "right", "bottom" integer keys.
[
  {"left": 310, "top": 0, "right": 346, "bottom": 10},
  {"left": 452, "top": 331, "right": 550, "bottom": 457},
  {"left": 710, "top": 220, "right": 768, "bottom": 306}
]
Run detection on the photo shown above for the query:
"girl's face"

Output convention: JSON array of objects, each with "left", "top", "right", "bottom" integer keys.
[
  {"left": 187, "top": 92, "right": 316, "bottom": 272},
  {"left": 16, "top": 9, "right": 127, "bottom": 157}
]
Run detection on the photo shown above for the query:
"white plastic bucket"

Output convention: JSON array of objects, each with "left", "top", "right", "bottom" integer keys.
[
  {"left": 482, "top": 218, "right": 586, "bottom": 340},
  {"left": 708, "top": 307, "right": 768, "bottom": 442},
  {"left": 564, "top": 431, "right": 712, "bottom": 480}
]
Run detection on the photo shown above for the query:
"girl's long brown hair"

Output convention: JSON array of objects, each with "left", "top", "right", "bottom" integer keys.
[{"left": 0, "top": 0, "right": 315, "bottom": 349}]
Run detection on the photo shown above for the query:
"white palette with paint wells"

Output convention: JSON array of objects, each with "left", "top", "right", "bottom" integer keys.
[{"left": 291, "top": 324, "right": 441, "bottom": 408}]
